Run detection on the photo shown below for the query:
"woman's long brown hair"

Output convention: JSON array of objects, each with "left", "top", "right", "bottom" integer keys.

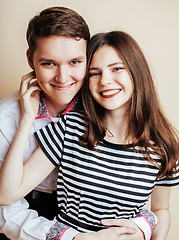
[{"left": 80, "top": 31, "right": 179, "bottom": 179}]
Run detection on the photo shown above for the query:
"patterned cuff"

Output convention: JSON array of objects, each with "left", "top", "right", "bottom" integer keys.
[
  {"left": 131, "top": 207, "right": 158, "bottom": 239},
  {"left": 60, "top": 228, "right": 79, "bottom": 240},
  {"left": 137, "top": 208, "right": 158, "bottom": 230},
  {"left": 46, "top": 221, "right": 69, "bottom": 240},
  {"left": 46, "top": 221, "right": 79, "bottom": 240},
  {"left": 132, "top": 216, "right": 151, "bottom": 240}
]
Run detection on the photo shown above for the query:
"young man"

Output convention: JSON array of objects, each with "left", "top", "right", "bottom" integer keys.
[{"left": 0, "top": 7, "right": 156, "bottom": 240}]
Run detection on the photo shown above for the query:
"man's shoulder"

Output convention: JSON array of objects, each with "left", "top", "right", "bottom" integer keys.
[
  {"left": 0, "top": 91, "right": 20, "bottom": 116},
  {"left": 0, "top": 91, "right": 21, "bottom": 132}
]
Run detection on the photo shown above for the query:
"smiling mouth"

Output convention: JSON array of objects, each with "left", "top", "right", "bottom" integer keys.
[
  {"left": 50, "top": 82, "right": 75, "bottom": 91},
  {"left": 100, "top": 89, "right": 121, "bottom": 98}
]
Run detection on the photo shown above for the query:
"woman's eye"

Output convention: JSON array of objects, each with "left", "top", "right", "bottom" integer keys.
[
  {"left": 89, "top": 72, "right": 101, "bottom": 77},
  {"left": 113, "top": 67, "right": 123, "bottom": 72}
]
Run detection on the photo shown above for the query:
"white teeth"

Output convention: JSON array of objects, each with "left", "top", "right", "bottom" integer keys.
[{"left": 102, "top": 89, "right": 120, "bottom": 96}]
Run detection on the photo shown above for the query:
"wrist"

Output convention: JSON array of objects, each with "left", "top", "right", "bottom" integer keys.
[
  {"left": 72, "top": 233, "right": 90, "bottom": 240},
  {"left": 20, "top": 114, "right": 35, "bottom": 127}
]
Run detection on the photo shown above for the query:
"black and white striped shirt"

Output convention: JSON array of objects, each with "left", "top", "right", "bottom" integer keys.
[{"left": 34, "top": 111, "right": 179, "bottom": 232}]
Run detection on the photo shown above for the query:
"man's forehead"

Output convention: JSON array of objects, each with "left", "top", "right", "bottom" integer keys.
[{"left": 34, "top": 36, "right": 87, "bottom": 60}]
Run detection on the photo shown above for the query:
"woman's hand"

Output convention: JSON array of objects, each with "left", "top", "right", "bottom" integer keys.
[{"left": 19, "top": 71, "right": 41, "bottom": 121}]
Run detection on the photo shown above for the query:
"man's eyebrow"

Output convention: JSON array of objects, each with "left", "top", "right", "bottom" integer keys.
[
  {"left": 38, "top": 58, "right": 53, "bottom": 62},
  {"left": 38, "top": 56, "right": 86, "bottom": 62},
  {"left": 71, "top": 56, "right": 86, "bottom": 60}
]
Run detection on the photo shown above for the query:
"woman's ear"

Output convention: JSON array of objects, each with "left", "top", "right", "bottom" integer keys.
[{"left": 26, "top": 49, "right": 34, "bottom": 70}]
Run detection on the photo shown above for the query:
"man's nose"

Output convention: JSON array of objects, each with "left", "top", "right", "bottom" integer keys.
[{"left": 54, "top": 66, "right": 68, "bottom": 83}]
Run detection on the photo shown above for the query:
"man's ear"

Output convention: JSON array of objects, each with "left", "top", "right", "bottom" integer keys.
[{"left": 26, "top": 49, "right": 34, "bottom": 70}]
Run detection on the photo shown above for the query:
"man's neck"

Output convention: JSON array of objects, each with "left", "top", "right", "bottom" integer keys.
[{"left": 45, "top": 98, "right": 68, "bottom": 117}]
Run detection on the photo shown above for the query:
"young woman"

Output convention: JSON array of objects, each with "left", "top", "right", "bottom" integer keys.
[{"left": 0, "top": 31, "right": 178, "bottom": 240}]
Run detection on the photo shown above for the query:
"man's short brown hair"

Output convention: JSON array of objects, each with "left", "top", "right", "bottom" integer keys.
[{"left": 26, "top": 7, "right": 90, "bottom": 57}]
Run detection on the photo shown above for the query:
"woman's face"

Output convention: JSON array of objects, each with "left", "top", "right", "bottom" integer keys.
[{"left": 89, "top": 45, "right": 133, "bottom": 114}]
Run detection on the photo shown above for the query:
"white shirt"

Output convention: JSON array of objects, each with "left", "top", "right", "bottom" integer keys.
[
  {"left": 0, "top": 91, "right": 79, "bottom": 240},
  {"left": 0, "top": 91, "right": 59, "bottom": 193}
]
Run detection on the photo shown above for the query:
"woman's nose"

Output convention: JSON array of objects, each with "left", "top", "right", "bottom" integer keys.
[{"left": 99, "top": 71, "right": 112, "bottom": 86}]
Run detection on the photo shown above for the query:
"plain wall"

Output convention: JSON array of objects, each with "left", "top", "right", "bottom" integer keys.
[{"left": 0, "top": 0, "right": 178, "bottom": 239}]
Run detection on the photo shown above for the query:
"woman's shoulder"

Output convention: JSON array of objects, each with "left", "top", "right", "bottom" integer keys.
[{"left": 66, "top": 110, "right": 86, "bottom": 122}]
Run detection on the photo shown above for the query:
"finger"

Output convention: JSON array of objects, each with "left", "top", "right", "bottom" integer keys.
[
  {"left": 112, "top": 226, "right": 136, "bottom": 235},
  {"left": 29, "top": 79, "right": 38, "bottom": 88},
  {"left": 101, "top": 218, "right": 132, "bottom": 227},
  {"left": 117, "top": 232, "right": 143, "bottom": 240},
  {"left": 20, "top": 71, "right": 36, "bottom": 94},
  {"left": 22, "top": 86, "right": 41, "bottom": 99}
]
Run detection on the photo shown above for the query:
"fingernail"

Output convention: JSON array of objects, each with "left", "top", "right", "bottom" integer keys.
[{"left": 101, "top": 220, "right": 106, "bottom": 225}]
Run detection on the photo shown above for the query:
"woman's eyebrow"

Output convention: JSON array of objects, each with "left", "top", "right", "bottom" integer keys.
[{"left": 108, "top": 61, "right": 124, "bottom": 67}]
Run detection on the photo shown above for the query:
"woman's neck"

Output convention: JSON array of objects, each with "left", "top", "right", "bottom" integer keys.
[{"left": 104, "top": 110, "right": 131, "bottom": 145}]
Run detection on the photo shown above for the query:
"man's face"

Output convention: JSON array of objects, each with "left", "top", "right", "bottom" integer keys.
[{"left": 30, "top": 36, "right": 87, "bottom": 114}]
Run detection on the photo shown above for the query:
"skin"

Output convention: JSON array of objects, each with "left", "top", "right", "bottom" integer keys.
[
  {"left": 89, "top": 45, "right": 133, "bottom": 144},
  {"left": 89, "top": 46, "right": 133, "bottom": 114},
  {"left": 88, "top": 45, "right": 171, "bottom": 240},
  {"left": 0, "top": 39, "right": 160, "bottom": 240},
  {"left": 27, "top": 36, "right": 87, "bottom": 116}
]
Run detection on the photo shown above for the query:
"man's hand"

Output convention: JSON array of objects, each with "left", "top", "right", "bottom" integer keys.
[
  {"left": 19, "top": 71, "right": 41, "bottom": 120},
  {"left": 101, "top": 218, "right": 145, "bottom": 240},
  {"left": 74, "top": 226, "right": 136, "bottom": 240}
]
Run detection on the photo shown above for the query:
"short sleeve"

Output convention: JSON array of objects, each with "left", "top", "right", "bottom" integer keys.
[
  {"left": 156, "top": 164, "right": 179, "bottom": 187},
  {"left": 34, "top": 115, "right": 66, "bottom": 166}
]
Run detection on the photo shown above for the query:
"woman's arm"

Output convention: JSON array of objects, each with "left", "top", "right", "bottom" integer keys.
[{"left": 151, "top": 186, "right": 171, "bottom": 240}]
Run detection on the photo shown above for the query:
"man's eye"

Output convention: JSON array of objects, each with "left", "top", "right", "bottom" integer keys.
[
  {"left": 41, "top": 62, "right": 55, "bottom": 66},
  {"left": 71, "top": 60, "right": 80, "bottom": 65}
]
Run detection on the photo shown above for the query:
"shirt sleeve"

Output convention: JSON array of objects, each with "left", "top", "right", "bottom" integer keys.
[
  {"left": 131, "top": 207, "right": 157, "bottom": 240},
  {"left": 0, "top": 198, "right": 54, "bottom": 240},
  {"left": 156, "top": 164, "right": 179, "bottom": 187},
  {"left": 46, "top": 221, "right": 79, "bottom": 240},
  {"left": 0, "top": 113, "right": 19, "bottom": 169},
  {"left": 34, "top": 115, "right": 66, "bottom": 166}
]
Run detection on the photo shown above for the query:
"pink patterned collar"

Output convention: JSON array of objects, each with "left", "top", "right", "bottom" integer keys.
[{"left": 35, "top": 91, "right": 79, "bottom": 119}]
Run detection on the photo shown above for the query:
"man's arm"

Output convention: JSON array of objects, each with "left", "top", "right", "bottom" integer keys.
[
  {"left": 0, "top": 199, "right": 55, "bottom": 240},
  {"left": 46, "top": 207, "right": 157, "bottom": 240},
  {"left": 97, "top": 207, "right": 156, "bottom": 240},
  {"left": 0, "top": 119, "right": 53, "bottom": 240}
]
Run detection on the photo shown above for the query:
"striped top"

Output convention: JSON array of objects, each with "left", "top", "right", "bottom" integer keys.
[{"left": 34, "top": 111, "right": 179, "bottom": 232}]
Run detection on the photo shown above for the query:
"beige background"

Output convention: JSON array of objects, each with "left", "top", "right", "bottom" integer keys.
[{"left": 0, "top": 0, "right": 178, "bottom": 239}]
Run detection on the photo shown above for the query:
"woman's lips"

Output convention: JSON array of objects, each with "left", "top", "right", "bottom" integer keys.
[{"left": 100, "top": 89, "right": 121, "bottom": 98}]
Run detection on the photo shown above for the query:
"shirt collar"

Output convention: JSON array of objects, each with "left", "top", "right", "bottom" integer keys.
[{"left": 35, "top": 91, "right": 80, "bottom": 119}]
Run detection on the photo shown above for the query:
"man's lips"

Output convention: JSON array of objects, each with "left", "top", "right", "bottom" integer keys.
[
  {"left": 50, "top": 82, "right": 75, "bottom": 91},
  {"left": 100, "top": 89, "right": 121, "bottom": 98}
]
